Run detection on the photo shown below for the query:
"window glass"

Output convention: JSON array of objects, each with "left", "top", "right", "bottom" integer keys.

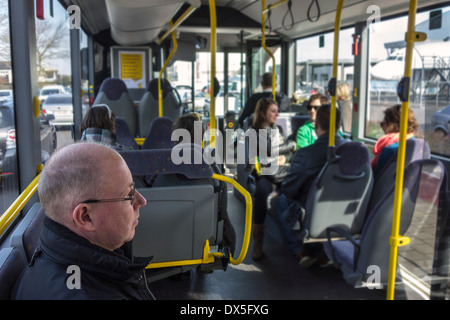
[
  {"left": 368, "top": 6, "right": 450, "bottom": 156},
  {"left": 0, "top": 0, "right": 18, "bottom": 213},
  {"left": 295, "top": 28, "right": 354, "bottom": 132},
  {"left": 36, "top": 1, "right": 73, "bottom": 157}
]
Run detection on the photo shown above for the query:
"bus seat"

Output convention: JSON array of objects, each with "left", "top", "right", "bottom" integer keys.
[
  {"left": 137, "top": 79, "right": 183, "bottom": 137},
  {"left": 367, "top": 139, "right": 430, "bottom": 216},
  {"left": 303, "top": 141, "right": 373, "bottom": 239},
  {"left": 142, "top": 116, "right": 174, "bottom": 149},
  {"left": 324, "top": 159, "right": 446, "bottom": 288},
  {"left": 118, "top": 146, "right": 220, "bottom": 264},
  {"left": 288, "top": 115, "right": 310, "bottom": 141},
  {"left": 291, "top": 101, "right": 309, "bottom": 115},
  {"left": 9, "top": 203, "right": 45, "bottom": 263},
  {"left": 119, "top": 144, "right": 213, "bottom": 179},
  {"left": 94, "top": 78, "right": 138, "bottom": 136},
  {"left": 0, "top": 247, "right": 26, "bottom": 300},
  {"left": 115, "top": 116, "right": 139, "bottom": 150}
]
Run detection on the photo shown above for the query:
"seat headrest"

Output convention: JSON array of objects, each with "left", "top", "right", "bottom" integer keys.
[
  {"left": 98, "top": 78, "right": 129, "bottom": 100},
  {"left": 119, "top": 144, "right": 213, "bottom": 179},
  {"left": 335, "top": 142, "right": 369, "bottom": 175},
  {"left": 143, "top": 117, "right": 174, "bottom": 149},
  {"left": 148, "top": 78, "right": 173, "bottom": 100}
]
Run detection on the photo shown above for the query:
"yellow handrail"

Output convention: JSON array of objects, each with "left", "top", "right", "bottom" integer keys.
[
  {"left": 0, "top": 165, "right": 42, "bottom": 236},
  {"left": 156, "top": 4, "right": 198, "bottom": 45},
  {"left": 261, "top": 0, "right": 276, "bottom": 99},
  {"left": 212, "top": 173, "right": 252, "bottom": 265},
  {"left": 262, "top": 0, "right": 288, "bottom": 14},
  {"left": 386, "top": 0, "right": 426, "bottom": 300},
  {"left": 328, "top": 0, "right": 344, "bottom": 148},
  {"left": 209, "top": 0, "right": 217, "bottom": 146},
  {"left": 158, "top": 20, "right": 178, "bottom": 118},
  {"left": 147, "top": 173, "right": 252, "bottom": 269}
]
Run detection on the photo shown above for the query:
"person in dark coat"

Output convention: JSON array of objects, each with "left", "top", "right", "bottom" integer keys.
[
  {"left": 280, "top": 105, "right": 346, "bottom": 267},
  {"left": 12, "top": 142, "right": 154, "bottom": 300}
]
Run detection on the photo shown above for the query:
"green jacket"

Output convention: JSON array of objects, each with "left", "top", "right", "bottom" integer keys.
[
  {"left": 296, "top": 120, "right": 344, "bottom": 149},
  {"left": 296, "top": 120, "right": 316, "bottom": 149}
]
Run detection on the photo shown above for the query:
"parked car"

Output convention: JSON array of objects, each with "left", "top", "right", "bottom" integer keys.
[
  {"left": 39, "top": 85, "right": 66, "bottom": 103},
  {"left": 432, "top": 105, "right": 450, "bottom": 136},
  {"left": 41, "top": 94, "right": 73, "bottom": 126},
  {"left": 0, "top": 101, "right": 57, "bottom": 186},
  {"left": 0, "top": 90, "right": 13, "bottom": 103}
]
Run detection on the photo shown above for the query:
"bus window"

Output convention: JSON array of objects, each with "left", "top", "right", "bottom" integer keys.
[
  {"left": 295, "top": 29, "right": 354, "bottom": 131},
  {"left": 368, "top": 6, "right": 450, "bottom": 157},
  {"left": 0, "top": 0, "right": 19, "bottom": 214}
]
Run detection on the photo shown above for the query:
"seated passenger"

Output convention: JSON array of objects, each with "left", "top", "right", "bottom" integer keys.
[
  {"left": 295, "top": 94, "right": 329, "bottom": 149},
  {"left": 371, "top": 104, "right": 418, "bottom": 175},
  {"left": 280, "top": 105, "right": 345, "bottom": 267},
  {"left": 80, "top": 104, "right": 127, "bottom": 149},
  {"left": 172, "top": 113, "right": 237, "bottom": 256},
  {"left": 12, "top": 143, "right": 153, "bottom": 300},
  {"left": 250, "top": 98, "right": 296, "bottom": 260},
  {"left": 238, "top": 72, "right": 290, "bottom": 128}
]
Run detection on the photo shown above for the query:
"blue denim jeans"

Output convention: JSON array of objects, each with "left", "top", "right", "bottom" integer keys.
[{"left": 276, "top": 194, "right": 303, "bottom": 255}]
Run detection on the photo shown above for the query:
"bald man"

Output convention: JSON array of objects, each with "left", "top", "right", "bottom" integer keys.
[{"left": 12, "top": 143, "right": 153, "bottom": 300}]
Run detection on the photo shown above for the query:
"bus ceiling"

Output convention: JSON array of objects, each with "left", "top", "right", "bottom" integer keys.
[{"left": 58, "top": 0, "right": 449, "bottom": 47}]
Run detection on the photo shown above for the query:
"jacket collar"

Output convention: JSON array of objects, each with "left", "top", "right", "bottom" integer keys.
[{"left": 39, "top": 217, "right": 152, "bottom": 281}]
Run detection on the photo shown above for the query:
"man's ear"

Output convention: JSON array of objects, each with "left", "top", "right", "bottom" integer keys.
[{"left": 72, "top": 204, "right": 95, "bottom": 232}]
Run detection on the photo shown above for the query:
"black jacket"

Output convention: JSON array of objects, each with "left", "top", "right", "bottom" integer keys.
[
  {"left": 281, "top": 133, "right": 346, "bottom": 207},
  {"left": 12, "top": 217, "right": 154, "bottom": 300}
]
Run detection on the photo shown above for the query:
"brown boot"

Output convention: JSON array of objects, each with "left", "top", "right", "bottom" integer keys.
[{"left": 252, "top": 224, "right": 265, "bottom": 260}]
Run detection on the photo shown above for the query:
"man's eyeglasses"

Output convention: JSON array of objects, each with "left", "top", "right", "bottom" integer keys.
[
  {"left": 307, "top": 105, "right": 320, "bottom": 111},
  {"left": 80, "top": 184, "right": 136, "bottom": 206}
]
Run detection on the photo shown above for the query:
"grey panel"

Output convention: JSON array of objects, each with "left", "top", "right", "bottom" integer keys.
[{"left": 133, "top": 184, "right": 216, "bottom": 263}]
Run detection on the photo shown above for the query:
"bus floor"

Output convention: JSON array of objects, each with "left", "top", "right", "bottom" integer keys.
[{"left": 148, "top": 183, "right": 413, "bottom": 300}]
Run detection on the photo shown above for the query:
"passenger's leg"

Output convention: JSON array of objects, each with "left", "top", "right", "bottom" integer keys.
[{"left": 252, "top": 177, "right": 273, "bottom": 260}]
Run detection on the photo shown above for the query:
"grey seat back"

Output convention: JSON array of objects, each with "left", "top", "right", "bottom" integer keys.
[
  {"left": 367, "top": 139, "right": 430, "bottom": 216},
  {"left": 137, "top": 79, "right": 182, "bottom": 137},
  {"left": 325, "top": 159, "right": 446, "bottom": 287},
  {"left": 10, "top": 203, "right": 45, "bottom": 263},
  {"left": 119, "top": 145, "right": 220, "bottom": 264},
  {"left": 0, "top": 247, "right": 26, "bottom": 300},
  {"left": 303, "top": 141, "right": 373, "bottom": 239},
  {"left": 94, "top": 78, "right": 138, "bottom": 136}
]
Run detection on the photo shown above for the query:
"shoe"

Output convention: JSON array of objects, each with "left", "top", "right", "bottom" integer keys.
[
  {"left": 295, "top": 252, "right": 316, "bottom": 268},
  {"left": 318, "top": 255, "right": 333, "bottom": 268}
]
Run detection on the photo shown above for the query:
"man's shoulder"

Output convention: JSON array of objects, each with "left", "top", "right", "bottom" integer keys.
[{"left": 12, "top": 253, "right": 88, "bottom": 300}]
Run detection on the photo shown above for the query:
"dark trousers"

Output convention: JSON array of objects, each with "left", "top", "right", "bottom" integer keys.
[{"left": 253, "top": 176, "right": 276, "bottom": 225}]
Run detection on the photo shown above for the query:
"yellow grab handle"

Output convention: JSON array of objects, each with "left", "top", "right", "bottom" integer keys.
[
  {"left": 328, "top": 0, "right": 344, "bottom": 147},
  {"left": 261, "top": 0, "right": 276, "bottom": 99},
  {"left": 212, "top": 173, "right": 252, "bottom": 265},
  {"left": 158, "top": 20, "right": 177, "bottom": 118},
  {"left": 386, "top": 0, "right": 426, "bottom": 300}
]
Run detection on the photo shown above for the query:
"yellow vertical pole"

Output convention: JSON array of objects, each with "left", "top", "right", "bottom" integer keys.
[
  {"left": 328, "top": 0, "right": 344, "bottom": 147},
  {"left": 209, "top": 0, "right": 217, "bottom": 145},
  {"left": 261, "top": 0, "right": 276, "bottom": 99},
  {"left": 386, "top": 0, "right": 426, "bottom": 300},
  {"left": 158, "top": 21, "right": 177, "bottom": 118}
]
